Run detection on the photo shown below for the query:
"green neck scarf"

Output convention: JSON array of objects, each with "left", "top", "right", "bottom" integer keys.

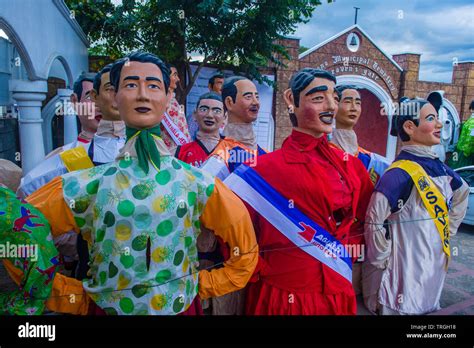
[{"left": 125, "top": 125, "right": 162, "bottom": 174}]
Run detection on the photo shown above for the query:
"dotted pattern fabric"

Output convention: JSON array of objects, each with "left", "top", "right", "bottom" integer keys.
[{"left": 62, "top": 156, "right": 215, "bottom": 315}]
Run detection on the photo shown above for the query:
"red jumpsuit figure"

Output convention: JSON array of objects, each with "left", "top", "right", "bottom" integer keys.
[
  {"left": 176, "top": 92, "right": 226, "bottom": 167},
  {"left": 239, "top": 68, "right": 373, "bottom": 315}
]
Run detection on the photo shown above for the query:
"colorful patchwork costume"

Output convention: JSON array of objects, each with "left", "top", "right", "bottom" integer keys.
[{"left": 0, "top": 187, "right": 59, "bottom": 315}]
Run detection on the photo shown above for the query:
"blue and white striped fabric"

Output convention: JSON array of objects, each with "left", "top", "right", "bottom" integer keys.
[{"left": 224, "top": 164, "right": 353, "bottom": 283}]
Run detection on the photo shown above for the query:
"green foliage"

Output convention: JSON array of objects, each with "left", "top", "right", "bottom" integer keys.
[
  {"left": 298, "top": 45, "right": 309, "bottom": 54},
  {"left": 66, "top": 0, "right": 328, "bottom": 97}
]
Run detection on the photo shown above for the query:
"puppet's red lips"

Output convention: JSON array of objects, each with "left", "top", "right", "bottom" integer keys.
[
  {"left": 249, "top": 106, "right": 259, "bottom": 113},
  {"left": 203, "top": 120, "right": 215, "bottom": 126},
  {"left": 348, "top": 114, "right": 358, "bottom": 119},
  {"left": 433, "top": 131, "right": 441, "bottom": 138},
  {"left": 135, "top": 107, "right": 151, "bottom": 113}
]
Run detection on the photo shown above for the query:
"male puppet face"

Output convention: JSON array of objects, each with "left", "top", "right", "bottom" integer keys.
[
  {"left": 210, "top": 77, "right": 224, "bottom": 94},
  {"left": 73, "top": 80, "right": 101, "bottom": 133},
  {"left": 92, "top": 72, "right": 120, "bottom": 121},
  {"left": 336, "top": 89, "right": 361, "bottom": 130},
  {"left": 169, "top": 67, "right": 180, "bottom": 91},
  {"left": 194, "top": 98, "right": 225, "bottom": 134},
  {"left": 226, "top": 79, "right": 260, "bottom": 123},
  {"left": 114, "top": 61, "right": 168, "bottom": 129},
  {"left": 403, "top": 103, "right": 442, "bottom": 146},
  {"left": 288, "top": 77, "right": 339, "bottom": 136}
]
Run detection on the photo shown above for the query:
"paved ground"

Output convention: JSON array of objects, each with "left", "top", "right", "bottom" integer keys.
[
  {"left": 356, "top": 223, "right": 474, "bottom": 315},
  {"left": 434, "top": 223, "right": 474, "bottom": 315},
  {"left": 1, "top": 224, "right": 473, "bottom": 315}
]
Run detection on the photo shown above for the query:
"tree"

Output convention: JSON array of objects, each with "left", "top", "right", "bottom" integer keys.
[
  {"left": 299, "top": 45, "right": 310, "bottom": 55},
  {"left": 66, "top": 0, "right": 330, "bottom": 103}
]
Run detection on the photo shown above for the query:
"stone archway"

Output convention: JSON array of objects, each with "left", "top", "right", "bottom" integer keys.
[
  {"left": 0, "top": 17, "right": 38, "bottom": 80},
  {"left": 337, "top": 74, "right": 397, "bottom": 161}
]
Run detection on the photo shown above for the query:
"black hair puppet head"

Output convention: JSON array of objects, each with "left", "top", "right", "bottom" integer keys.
[
  {"left": 390, "top": 91, "right": 443, "bottom": 141},
  {"left": 196, "top": 91, "right": 222, "bottom": 109},
  {"left": 110, "top": 51, "right": 170, "bottom": 94},
  {"left": 73, "top": 72, "right": 95, "bottom": 102},
  {"left": 93, "top": 63, "right": 113, "bottom": 95},
  {"left": 335, "top": 84, "right": 360, "bottom": 100},
  {"left": 288, "top": 68, "right": 337, "bottom": 126},
  {"left": 222, "top": 76, "right": 248, "bottom": 112},
  {"left": 209, "top": 72, "right": 224, "bottom": 88}
]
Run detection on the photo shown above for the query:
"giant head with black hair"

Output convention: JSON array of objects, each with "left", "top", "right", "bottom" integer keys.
[
  {"left": 93, "top": 64, "right": 113, "bottom": 95},
  {"left": 390, "top": 91, "right": 443, "bottom": 146},
  {"left": 208, "top": 72, "right": 224, "bottom": 94},
  {"left": 193, "top": 91, "right": 225, "bottom": 134},
  {"left": 196, "top": 91, "right": 222, "bottom": 108},
  {"left": 91, "top": 63, "right": 120, "bottom": 121},
  {"left": 166, "top": 63, "right": 180, "bottom": 93},
  {"left": 283, "top": 68, "right": 339, "bottom": 136},
  {"left": 110, "top": 51, "right": 171, "bottom": 129},
  {"left": 71, "top": 72, "right": 99, "bottom": 135},
  {"left": 73, "top": 72, "right": 95, "bottom": 102},
  {"left": 335, "top": 84, "right": 362, "bottom": 130},
  {"left": 222, "top": 76, "right": 260, "bottom": 123}
]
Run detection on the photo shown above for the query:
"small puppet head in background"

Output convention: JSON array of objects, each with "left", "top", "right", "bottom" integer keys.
[
  {"left": 283, "top": 68, "right": 339, "bottom": 137},
  {"left": 390, "top": 91, "right": 443, "bottom": 146},
  {"left": 71, "top": 72, "right": 100, "bottom": 133},
  {"left": 222, "top": 76, "right": 260, "bottom": 124},
  {"left": 193, "top": 92, "right": 226, "bottom": 135},
  {"left": 335, "top": 85, "right": 362, "bottom": 131},
  {"left": 91, "top": 64, "right": 121, "bottom": 122},
  {"left": 208, "top": 72, "right": 224, "bottom": 94},
  {"left": 110, "top": 51, "right": 170, "bottom": 130},
  {"left": 167, "top": 64, "right": 180, "bottom": 94}
]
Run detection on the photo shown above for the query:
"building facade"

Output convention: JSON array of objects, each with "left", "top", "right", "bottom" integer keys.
[
  {"left": 273, "top": 25, "right": 474, "bottom": 161},
  {"left": 0, "top": 0, "right": 89, "bottom": 173}
]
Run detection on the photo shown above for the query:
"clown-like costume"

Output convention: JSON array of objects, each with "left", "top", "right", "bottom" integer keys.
[{"left": 363, "top": 94, "right": 469, "bottom": 315}]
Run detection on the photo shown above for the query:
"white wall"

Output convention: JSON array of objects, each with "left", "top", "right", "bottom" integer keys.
[{"left": 0, "top": 0, "right": 89, "bottom": 86}]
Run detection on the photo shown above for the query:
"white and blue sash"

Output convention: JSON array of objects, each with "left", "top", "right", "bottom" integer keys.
[{"left": 224, "top": 165, "right": 353, "bottom": 283}]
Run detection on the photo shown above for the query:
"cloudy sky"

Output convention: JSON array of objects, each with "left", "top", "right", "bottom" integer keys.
[{"left": 294, "top": 0, "right": 474, "bottom": 82}]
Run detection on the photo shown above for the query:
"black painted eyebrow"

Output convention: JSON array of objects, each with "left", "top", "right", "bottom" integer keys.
[
  {"left": 242, "top": 92, "right": 258, "bottom": 97},
  {"left": 146, "top": 77, "right": 162, "bottom": 82},
  {"left": 342, "top": 96, "right": 362, "bottom": 101},
  {"left": 305, "top": 85, "right": 328, "bottom": 96},
  {"left": 123, "top": 76, "right": 139, "bottom": 81},
  {"left": 211, "top": 107, "right": 223, "bottom": 111}
]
